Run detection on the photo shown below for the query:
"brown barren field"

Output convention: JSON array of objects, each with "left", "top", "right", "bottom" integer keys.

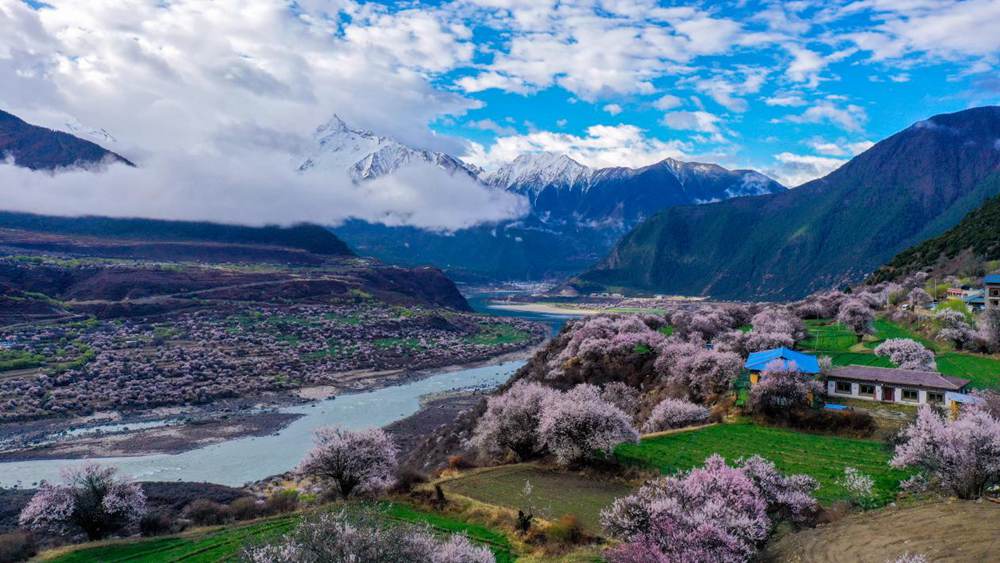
[{"left": 765, "top": 500, "right": 1000, "bottom": 562}]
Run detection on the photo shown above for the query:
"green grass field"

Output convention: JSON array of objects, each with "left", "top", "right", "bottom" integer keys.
[
  {"left": 801, "top": 318, "right": 1000, "bottom": 389},
  {"left": 615, "top": 423, "right": 910, "bottom": 506},
  {"left": 49, "top": 516, "right": 298, "bottom": 563},
  {"left": 47, "top": 502, "right": 515, "bottom": 563},
  {"left": 467, "top": 324, "right": 531, "bottom": 346},
  {"left": 440, "top": 464, "right": 632, "bottom": 533}
]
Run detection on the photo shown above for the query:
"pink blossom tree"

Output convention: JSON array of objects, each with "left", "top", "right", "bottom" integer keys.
[
  {"left": 978, "top": 309, "right": 1000, "bottom": 353},
  {"left": 297, "top": 427, "right": 398, "bottom": 499},
  {"left": 908, "top": 287, "right": 933, "bottom": 308},
  {"left": 748, "top": 360, "right": 821, "bottom": 417},
  {"left": 874, "top": 338, "right": 936, "bottom": 371},
  {"left": 538, "top": 384, "right": 638, "bottom": 466},
  {"left": 935, "top": 310, "right": 976, "bottom": 350},
  {"left": 751, "top": 308, "right": 807, "bottom": 341},
  {"left": 654, "top": 343, "right": 741, "bottom": 403},
  {"left": 19, "top": 463, "right": 146, "bottom": 540},
  {"left": 891, "top": 405, "right": 1000, "bottom": 499},
  {"left": 643, "top": 398, "right": 709, "bottom": 433},
  {"left": 470, "top": 381, "right": 555, "bottom": 461},
  {"left": 601, "top": 454, "right": 817, "bottom": 563},
  {"left": 836, "top": 299, "right": 875, "bottom": 342},
  {"left": 601, "top": 382, "right": 641, "bottom": 418}
]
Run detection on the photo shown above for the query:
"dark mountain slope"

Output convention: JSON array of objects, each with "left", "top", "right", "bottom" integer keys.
[
  {"left": 0, "top": 211, "right": 354, "bottom": 257},
  {"left": 0, "top": 110, "right": 133, "bottom": 169},
  {"left": 574, "top": 106, "right": 1000, "bottom": 300},
  {"left": 869, "top": 177, "right": 1000, "bottom": 282}
]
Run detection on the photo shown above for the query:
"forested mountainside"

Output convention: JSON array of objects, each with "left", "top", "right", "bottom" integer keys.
[
  {"left": 868, "top": 179, "right": 1000, "bottom": 283},
  {"left": 573, "top": 106, "right": 1000, "bottom": 300}
]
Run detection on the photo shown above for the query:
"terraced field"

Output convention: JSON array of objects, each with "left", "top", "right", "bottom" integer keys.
[
  {"left": 615, "top": 423, "right": 910, "bottom": 506},
  {"left": 46, "top": 502, "right": 516, "bottom": 563},
  {"left": 440, "top": 464, "right": 633, "bottom": 534},
  {"left": 49, "top": 516, "right": 298, "bottom": 563}
]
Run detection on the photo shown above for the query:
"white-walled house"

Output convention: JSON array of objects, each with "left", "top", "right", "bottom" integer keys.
[{"left": 827, "top": 365, "right": 970, "bottom": 407}]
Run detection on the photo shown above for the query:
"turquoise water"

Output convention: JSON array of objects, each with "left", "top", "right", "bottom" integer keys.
[{"left": 0, "top": 361, "right": 523, "bottom": 488}]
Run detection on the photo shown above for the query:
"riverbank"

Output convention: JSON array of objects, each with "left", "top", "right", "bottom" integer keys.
[{"left": 0, "top": 333, "right": 543, "bottom": 465}]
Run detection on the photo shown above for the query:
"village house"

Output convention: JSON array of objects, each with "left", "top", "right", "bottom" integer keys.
[
  {"left": 986, "top": 273, "right": 1000, "bottom": 310},
  {"left": 826, "top": 365, "right": 970, "bottom": 407},
  {"left": 744, "top": 348, "right": 820, "bottom": 384}
]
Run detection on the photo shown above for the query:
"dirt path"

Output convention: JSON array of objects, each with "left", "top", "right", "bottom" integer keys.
[{"left": 765, "top": 500, "right": 1000, "bottom": 562}]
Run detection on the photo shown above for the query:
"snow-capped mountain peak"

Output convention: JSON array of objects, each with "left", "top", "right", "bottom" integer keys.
[
  {"left": 298, "top": 115, "right": 476, "bottom": 181},
  {"left": 484, "top": 152, "right": 594, "bottom": 192}
]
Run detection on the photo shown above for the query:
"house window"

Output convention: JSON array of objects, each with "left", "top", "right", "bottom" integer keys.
[
  {"left": 902, "top": 389, "right": 919, "bottom": 402},
  {"left": 835, "top": 381, "right": 852, "bottom": 394},
  {"left": 928, "top": 392, "right": 944, "bottom": 404},
  {"left": 859, "top": 384, "right": 875, "bottom": 396}
]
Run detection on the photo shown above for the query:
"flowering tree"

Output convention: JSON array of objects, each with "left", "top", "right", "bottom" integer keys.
[
  {"left": 242, "top": 509, "right": 494, "bottom": 563},
  {"left": 643, "top": 398, "right": 709, "bottom": 433},
  {"left": 601, "top": 455, "right": 817, "bottom": 563},
  {"left": 836, "top": 467, "right": 876, "bottom": 508},
  {"left": 600, "top": 382, "right": 641, "bottom": 418},
  {"left": 837, "top": 299, "right": 875, "bottom": 341},
  {"left": 874, "top": 338, "right": 936, "bottom": 371},
  {"left": 297, "top": 427, "right": 398, "bottom": 499},
  {"left": 978, "top": 309, "right": 1000, "bottom": 353},
  {"left": 908, "top": 288, "right": 933, "bottom": 308},
  {"left": 19, "top": 463, "right": 146, "bottom": 540},
  {"left": 470, "top": 381, "right": 555, "bottom": 461},
  {"left": 654, "top": 343, "right": 741, "bottom": 402},
  {"left": 935, "top": 310, "right": 977, "bottom": 350},
  {"left": 741, "top": 330, "right": 796, "bottom": 354},
  {"left": 538, "top": 384, "right": 638, "bottom": 466},
  {"left": 751, "top": 308, "right": 807, "bottom": 341},
  {"left": 549, "top": 316, "right": 665, "bottom": 376},
  {"left": 748, "top": 360, "right": 821, "bottom": 417},
  {"left": 891, "top": 405, "right": 1000, "bottom": 499}
]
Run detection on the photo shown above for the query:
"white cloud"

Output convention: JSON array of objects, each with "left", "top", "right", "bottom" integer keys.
[
  {"left": 783, "top": 101, "right": 868, "bottom": 132},
  {"left": 689, "top": 67, "right": 768, "bottom": 112},
  {"left": 661, "top": 110, "right": 724, "bottom": 140},
  {"left": 463, "top": 123, "right": 690, "bottom": 171},
  {"left": 0, "top": 154, "right": 528, "bottom": 232},
  {"left": 603, "top": 103, "right": 623, "bottom": 115},
  {"left": 467, "top": 118, "right": 517, "bottom": 135},
  {"left": 652, "top": 94, "right": 682, "bottom": 110},
  {"left": 454, "top": 2, "right": 746, "bottom": 100},
  {"left": 806, "top": 137, "right": 875, "bottom": 156},
  {"left": 841, "top": 0, "right": 1000, "bottom": 63},
  {"left": 764, "top": 94, "right": 807, "bottom": 107},
  {"left": 0, "top": 0, "right": 527, "bottom": 230},
  {"left": 767, "top": 152, "right": 847, "bottom": 187}
]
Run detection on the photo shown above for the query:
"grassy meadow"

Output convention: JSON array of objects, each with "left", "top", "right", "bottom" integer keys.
[
  {"left": 801, "top": 318, "right": 1000, "bottom": 389},
  {"left": 45, "top": 502, "right": 517, "bottom": 563},
  {"left": 615, "top": 423, "right": 910, "bottom": 506}
]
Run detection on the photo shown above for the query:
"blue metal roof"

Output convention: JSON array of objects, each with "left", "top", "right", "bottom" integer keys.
[
  {"left": 744, "top": 347, "right": 821, "bottom": 374},
  {"left": 985, "top": 274, "right": 1000, "bottom": 284}
]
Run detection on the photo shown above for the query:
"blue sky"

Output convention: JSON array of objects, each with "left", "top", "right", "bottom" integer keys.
[
  {"left": 0, "top": 0, "right": 997, "bottom": 228},
  {"left": 414, "top": 0, "right": 1000, "bottom": 184}
]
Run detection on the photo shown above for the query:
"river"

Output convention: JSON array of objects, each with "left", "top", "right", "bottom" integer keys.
[{"left": 0, "top": 298, "right": 575, "bottom": 488}]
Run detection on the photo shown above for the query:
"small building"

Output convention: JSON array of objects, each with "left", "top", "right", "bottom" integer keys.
[
  {"left": 986, "top": 274, "right": 1000, "bottom": 310},
  {"left": 744, "top": 348, "right": 821, "bottom": 384},
  {"left": 964, "top": 291, "right": 986, "bottom": 312},
  {"left": 827, "top": 365, "right": 970, "bottom": 407}
]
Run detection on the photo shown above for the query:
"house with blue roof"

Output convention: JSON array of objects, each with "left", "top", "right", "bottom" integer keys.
[
  {"left": 986, "top": 273, "right": 1000, "bottom": 310},
  {"left": 743, "top": 347, "right": 821, "bottom": 384}
]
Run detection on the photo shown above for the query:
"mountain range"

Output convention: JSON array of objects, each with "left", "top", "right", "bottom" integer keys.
[
  {"left": 573, "top": 106, "right": 1000, "bottom": 300},
  {"left": 315, "top": 119, "right": 785, "bottom": 281},
  {"left": 0, "top": 109, "right": 133, "bottom": 170}
]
